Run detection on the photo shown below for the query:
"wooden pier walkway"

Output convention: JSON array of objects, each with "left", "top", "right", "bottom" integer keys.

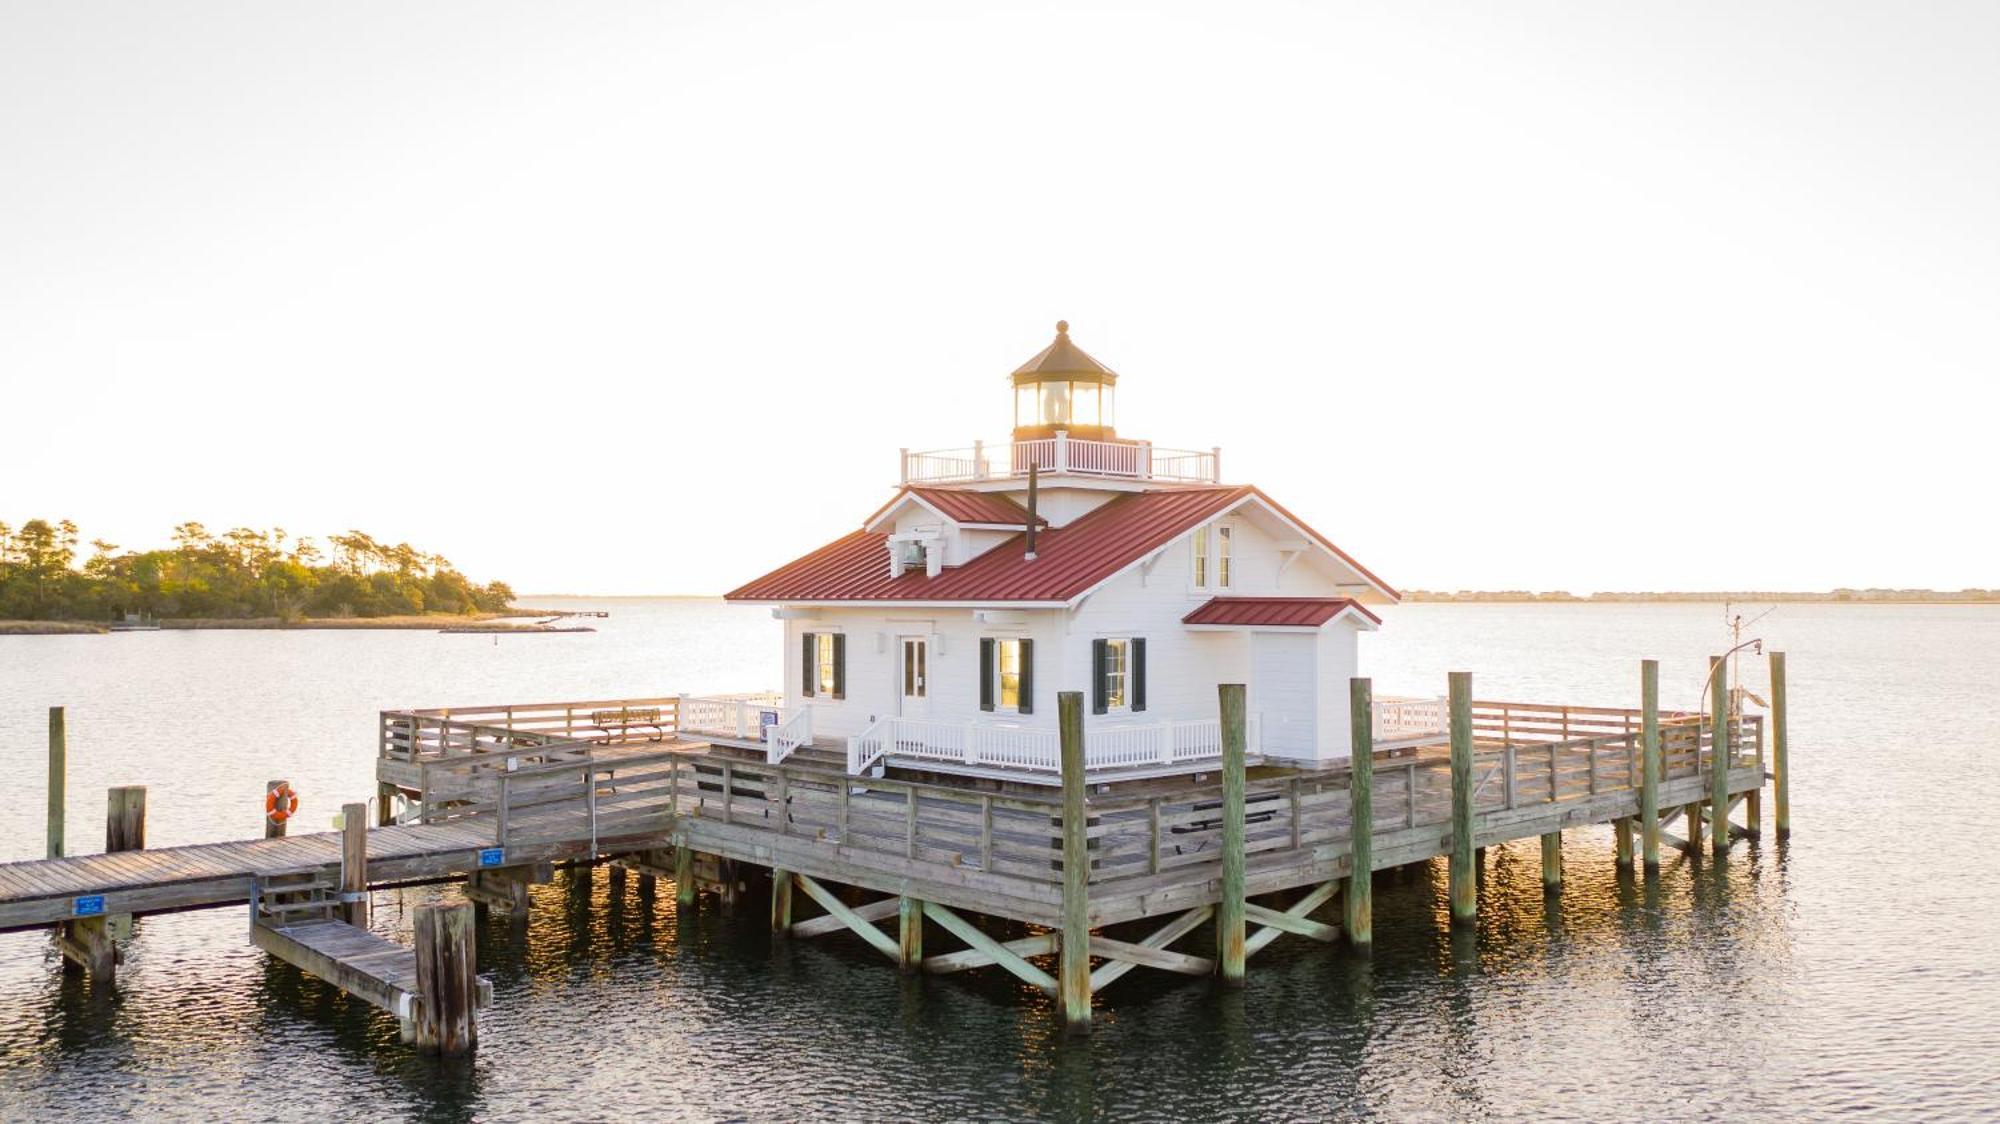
[{"left": 4, "top": 656, "right": 1793, "bottom": 1049}]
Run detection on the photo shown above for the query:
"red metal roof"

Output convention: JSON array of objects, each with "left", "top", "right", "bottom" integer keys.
[
  {"left": 909, "top": 487, "right": 1045, "bottom": 526},
  {"left": 728, "top": 486, "right": 1253, "bottom": 604},
  {"left": 1182, "top": 596, "right": 1382, "bottom": 628},
  {"left": 862, "top": 486, "right": 1045, "bottom": 531}
]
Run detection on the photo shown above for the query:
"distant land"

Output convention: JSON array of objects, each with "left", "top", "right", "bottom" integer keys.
[{"left": 1403, "top": 589, "right": 2000, "bottom": 604}]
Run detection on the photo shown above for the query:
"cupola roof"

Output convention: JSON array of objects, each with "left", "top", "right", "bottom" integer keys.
[{"left": 1010, "top": 320, "right": 1117, "bottom": 384}]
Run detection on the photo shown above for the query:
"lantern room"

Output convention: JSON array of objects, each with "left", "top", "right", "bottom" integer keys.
[{"left": 1010, "top": 320, "right": 1118, "bottom": 441}]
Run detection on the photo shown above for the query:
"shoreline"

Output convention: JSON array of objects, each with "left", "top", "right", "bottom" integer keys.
[{"left": 0, "top": 610, "right": 565, "bottom": 636}]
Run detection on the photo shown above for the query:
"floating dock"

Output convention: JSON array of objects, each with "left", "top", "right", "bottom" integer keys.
[{"left": 1, "top": 655, "right": 1791, "bottom": 1052}]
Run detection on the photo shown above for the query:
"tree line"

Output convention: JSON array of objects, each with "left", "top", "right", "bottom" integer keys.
[{"left": 0, "top": 519, "right": 516, "bottom": 621}]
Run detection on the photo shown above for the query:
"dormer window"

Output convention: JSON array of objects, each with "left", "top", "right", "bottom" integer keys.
[
  {"left": 1193, "top": 523, "right": 1232, "bottom": 589},
  {"left": 887, "top": 533, "right": 944, "bottom": 578}
]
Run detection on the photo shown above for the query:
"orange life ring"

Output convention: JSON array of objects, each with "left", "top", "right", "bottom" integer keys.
[{"left": 265, "top": 782, "right": 300, "bottom": 824}]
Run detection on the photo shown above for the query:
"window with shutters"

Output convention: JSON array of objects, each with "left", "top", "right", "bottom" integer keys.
[
  {"left": 1092, "top": 637, "right": 1147, "bottom": 715},
  {"left": 980, "top": 637, "right": 1034, "bottom": 714},
  {"left": 801, "top": 631, "right": 845, "bottom": 699}
]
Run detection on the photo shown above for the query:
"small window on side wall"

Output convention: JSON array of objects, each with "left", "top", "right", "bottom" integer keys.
[
  {"left": 800, "top": 631, "right": 845, "bottom": 700},
  {"left": 1092, "top": 637, "right": 1147, "bottom": 715},
  {"left": 979, "top": 637, "right": 1034, "bottom": 714}
]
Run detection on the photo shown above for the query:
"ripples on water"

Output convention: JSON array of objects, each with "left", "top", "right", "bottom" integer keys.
[{"left": 0, "top": 601, "right": 1995, "bottom": 1121}]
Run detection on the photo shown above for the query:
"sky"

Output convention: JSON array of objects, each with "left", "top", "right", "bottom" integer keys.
[{"left": 2, "top": 1, "right": 1994, "bottom": 595}]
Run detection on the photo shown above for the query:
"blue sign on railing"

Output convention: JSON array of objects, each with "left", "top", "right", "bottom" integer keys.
[
  {"left": 73, "top": 895, "right": 106, "bottom": 917},
  {"left": 760, "top": 709, "right": 779, "bottom": 731},
  {"left": 478, "top": 847, "right": 505, "bottom": 868}
]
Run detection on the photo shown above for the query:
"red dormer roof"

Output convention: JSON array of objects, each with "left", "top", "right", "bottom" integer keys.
[
  {"left": 730, "top": 486, "right": 1253, "bottom": 605},
  {"left": 863, "top": 486, "right": 1046, "bottom": 531}
]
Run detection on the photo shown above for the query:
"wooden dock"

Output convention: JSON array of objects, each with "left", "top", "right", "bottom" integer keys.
[{"left": 3, "top": 659, "right": 1791, "bottom": 1048}]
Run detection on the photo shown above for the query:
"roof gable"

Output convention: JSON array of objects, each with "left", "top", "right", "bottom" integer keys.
[{"left": 863, "top": 487, "right": 1045, "bottom": 533}]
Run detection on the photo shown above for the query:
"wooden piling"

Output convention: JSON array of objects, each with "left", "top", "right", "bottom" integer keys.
[
  {"left": 1345, "top": 678, "right": 1374, "bottom": 950},
  {"left": 412, "top": 901, "right": 478, "bottom": 1055},
  {"left": 1217, "top": 683, "right": 1248, "bottom": 985},
  {"left": 1640, "top": 660, "right": 1661, "bottom": 870},
  {"left": 47, "top": 707, "right": 65, "bottom": 860},
  {"left": 340, "top": 801, "right": 368, "bottom": 928},
  {"left": 771, "top": 868, "right": 793, "bottom": 934},
  {"left": 1710, "top": 656, "right": 1729, "bottom": 855},
  {"left": 1057, "top": 691, "right": 1093, "bottom": 1029},
  {"left": 675, "top": 842, "right": 695, "bottom": 908},
  {"left": 898, "top": 895, "right": 922, "bottom": 972},
  {"left": 106, "top": 786, "right": 146, "bottom": 853},
  {"left": 1448, "top": 671, "right": 1476, "bottom": 925},
  {"left": 1771, "top": 651, "right": 1790, "bottom": 836},
  {"left": 1613, "top": 818, "right": 1633, "bottom": 868},
  {"left": 1686, "top": 802, "right": 1704, "bottom": 852},
  {"left": 1540, "top": 831, "right": 1562, "bottom": 889},
  {"left": 376, "top": 782, "right": 399, "bottom": 828},
  {"left": 266, "top": 780, "right": 288, "bottom": 839}
]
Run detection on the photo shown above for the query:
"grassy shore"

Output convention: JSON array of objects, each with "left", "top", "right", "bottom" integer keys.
[{"left": 0, "top": 611, "right": 558, "bottom": 635}]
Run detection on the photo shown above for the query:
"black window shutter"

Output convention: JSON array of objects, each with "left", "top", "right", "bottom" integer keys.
[
  {"left": 979, "top": 639, "right": 995, "bottom": 712},
  {"left": 831, "top": 633, "right": 846, "bottom": 699},
  {"left": 1017, "top": 639, "right": 1034, "bottom": 715},
  {"left": 801, "top": 632, "right": 816, "bottom": 697},
  {"left": 1091, "top": 639, "right": 1108, "bottom": 715},
  {"left": 1132, "top": 638, "right": 1147, "bottom": 712}
]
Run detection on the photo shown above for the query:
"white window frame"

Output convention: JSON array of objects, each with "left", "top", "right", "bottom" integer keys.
[
  {"left": 814, "top": 633, "right": 838, "bottom": 698},
  {"left": 1103, "top": 637, "right": 1132, "bottom": 713},
  {"left": 993, "top": 637, "right": 1025, "bottom": 714},
  {"left": 1191, "top": 522, "right": 1233, "bottom": 591}
]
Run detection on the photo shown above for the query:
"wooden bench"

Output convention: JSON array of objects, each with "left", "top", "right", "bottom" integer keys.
[{"left": 589, "top": 707, "right": 666, "bottom": 743}]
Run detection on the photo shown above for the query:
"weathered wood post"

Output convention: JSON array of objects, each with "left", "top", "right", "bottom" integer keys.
[
  {"left": 1540, "top": 830, "right": 1562, "bottom": 890},
  {"left": 376, "top": 782, "right": 399, "bottom": 828},
  {"left": 1710, "top": 656, "right": 1729, "bottom": 855},
  {"left": 1613, "top": 818, "right": 1634, "bottom": 868},
  {"left": 1217, "top": 683, "right": 1248, "bottom": 985},
  {"left": 1640, "top": 659, "right": 1662, "bottom": 870},
  {"left": 340, "top": 801, "right": 368, "bottom": 928},
  {"left": 1057, "top": 690, "right": 1093, "bottom": 1029},
  {"left": 1771, "top": 651, "right": 1790, "bottom": 836},
  {"left": 675, "top": 840, "right": 696, "bottom": 909},
  {"left": 898, "top": 894, "right": 923, "bottom": 973},
  {"left": 771, "top": 868, "right": 793, "bottom": 934},
  {"left": 266, "top": 780, "right": 288, "bottom": 839},
  {"left": 107, "top": 786, "right": 146, "bottom": 853},
  {"left": 413, "top": 901, "right": 478, "bottom": 1055},
  {"left": 1345, "top": 678, "right": 1374, "bottom": 950},
  {"left": 1448, "top": 671, "right": 1476, "bottom": 926},
  {"left": 47, "top": 706, "right": 65, "bottom": 860}
]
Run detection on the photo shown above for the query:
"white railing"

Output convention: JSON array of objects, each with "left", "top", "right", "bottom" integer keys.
[
  {"left": 845, "top": 714, "right": 1257, "bottom": 777},
  {"left": 680, "top": 692, "right": 784, "bottom": 742},
  {"left": 1374, "top": 695, "right": 1448, "bottom": 744},
  {"left": 901, "top": 435, "right": 1220, "bottom": 486},
  {"left": 765, "top": 708, "right": 813, "bottom": 764}
]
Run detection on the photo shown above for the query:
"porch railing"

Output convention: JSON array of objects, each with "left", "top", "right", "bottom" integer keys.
[
  {"left": 678, "top": 692, "right": 784, "bottom": 742},
  {"left": 845, "top": 714, "right": 1261, "bottom": 778},
  {"left": 900, "top": 435, "right": 1220, "bottom": 486}
]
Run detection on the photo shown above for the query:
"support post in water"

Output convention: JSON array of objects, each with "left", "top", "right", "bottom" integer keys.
[
  {"left": 341, "top": 801, "right": 368, "bottom": 928},
  {"left": 1448, "top": 671, "right": 1477, "bottom": 925},
  {"left": 107, "top": 786, "right": 146, "bottom": 854},
  {"left": 675, "top": 841, "right": 695, "bottom": 908},
  {"left": 1345, "top": 678, "right": 1374, "bottom": 950},
  {"left": 266, "top": 780, "right": 288, "bottom": 839},
  {"left": 1613, "top": 818, "right": 1634, "bottom": 868},
  {"left": 47, "top": 706, "right": 65, "bottom": 860},
  {"left": 1217, "top": 683, "right": 1248, "bottom": 985},
  {"left": 1640, "top": 660, "right": 1662, "bottom": 870},
  {"left": 770, "top": 868, "right": 792, "bottom": 934},
  {"left": 1771, "top": 651, "right": 1790, "bottom": 836},
  {"left": 1057, "top": 690, "right": 1093, "bottom": 1029},
  {"left": 413, "top": 901, "right": 478, "bottom": 1056},
  {"left": 898, "top": 894, "right": 922, "bottom": 972},
  {"left": 1540, "top": 831, "right": 1562, "bottom": 890},
  {"left": 1710, "top": 656, "right": 1729, "bottom": 855}
]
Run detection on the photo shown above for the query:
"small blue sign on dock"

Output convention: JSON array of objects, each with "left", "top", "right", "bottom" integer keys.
[
  {"left": 73, "top": 895, "right": 106, "bottom": 917},
  {"left": 478, "top": 847, "right": 505, "bottom": 868}
]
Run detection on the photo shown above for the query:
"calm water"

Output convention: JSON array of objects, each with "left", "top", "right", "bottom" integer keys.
[{"left": 0, "top": 600, "right": 1994, "bottom": 1122}]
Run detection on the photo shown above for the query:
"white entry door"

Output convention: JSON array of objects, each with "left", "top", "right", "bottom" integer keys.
[
  {"left": 1252, "top": 632, "right": 1317, "bottom": 760},
  {"left": 899, "top": 637, "right": 929, "bottom": 718}
]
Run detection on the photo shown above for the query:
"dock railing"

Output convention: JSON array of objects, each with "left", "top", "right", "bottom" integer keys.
[{"left": 380, "top": 696, "right": 683, "bottom": 763}]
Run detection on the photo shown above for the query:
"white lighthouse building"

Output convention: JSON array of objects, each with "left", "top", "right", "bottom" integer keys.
[{"left": 721, "top": 321, "right": 1399, "bottom": 782}]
